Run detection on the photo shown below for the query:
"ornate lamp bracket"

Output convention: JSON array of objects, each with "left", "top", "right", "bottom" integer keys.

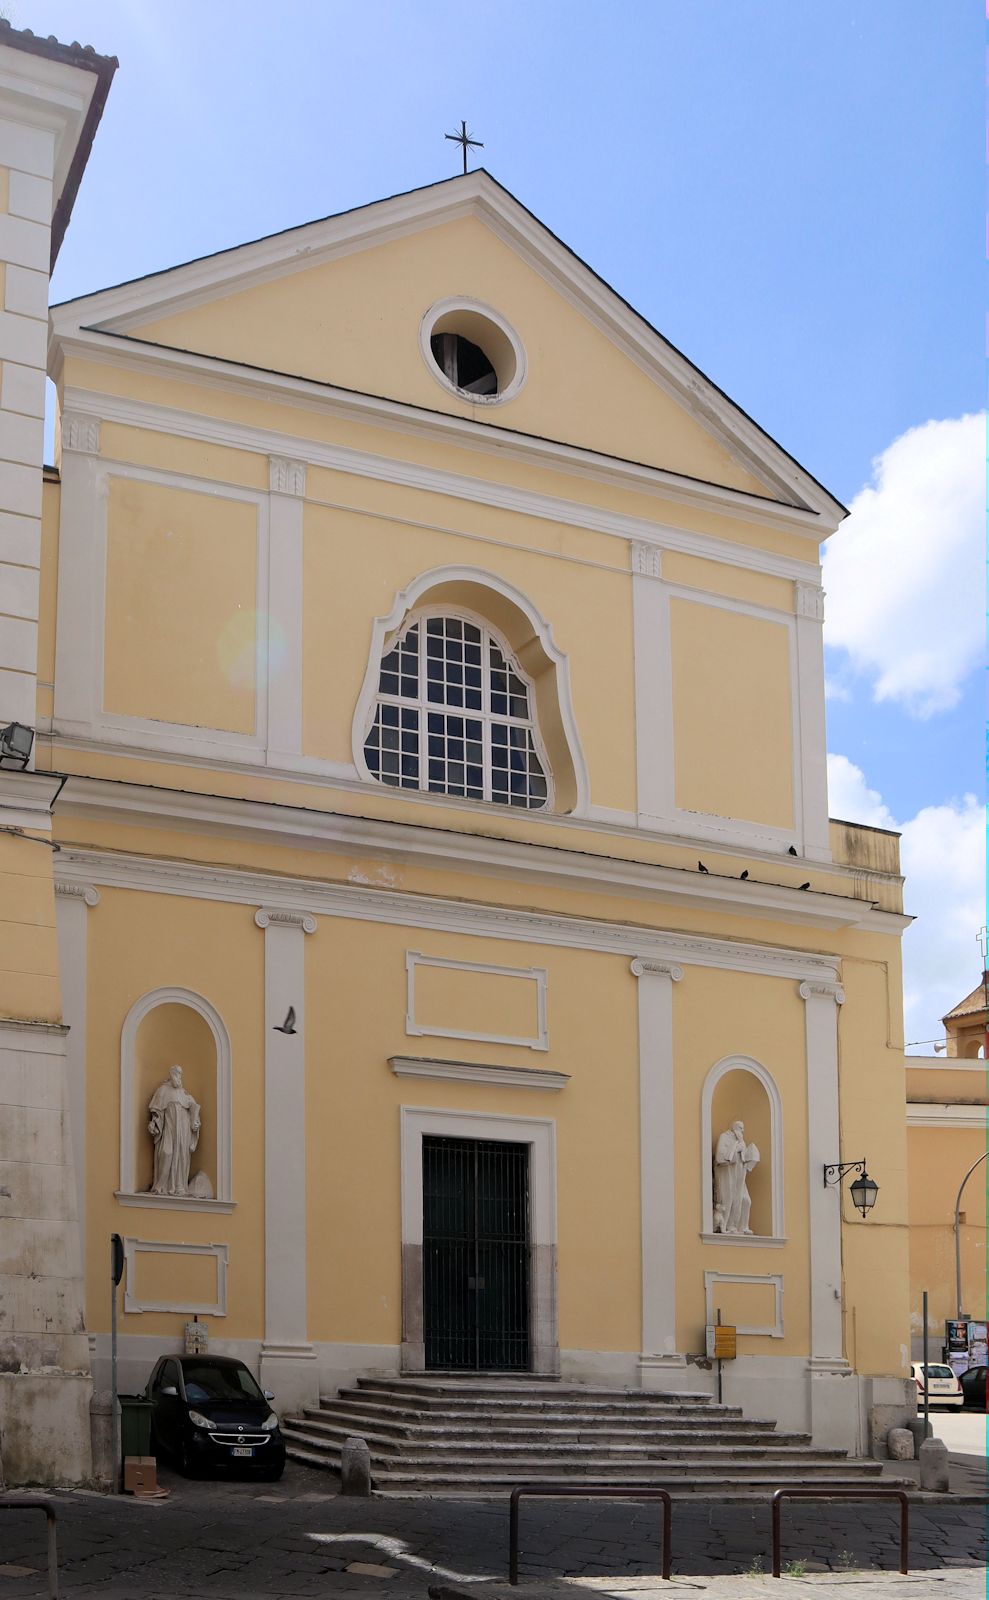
[{"left": 823, "top": 1159, "right": 865, "bottom": 1188}]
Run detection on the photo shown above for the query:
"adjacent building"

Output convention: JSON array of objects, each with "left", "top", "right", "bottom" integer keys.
[{"left": 907, "top": 978, "right": 988, "bottom": 1360}]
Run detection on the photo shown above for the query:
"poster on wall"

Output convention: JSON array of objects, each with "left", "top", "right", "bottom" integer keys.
[{"left": 969, "top": 1322, "right": 988, "bottom": 1367}]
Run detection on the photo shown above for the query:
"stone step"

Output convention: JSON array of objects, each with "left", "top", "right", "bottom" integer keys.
[
  {"left": 292, "top": 1416, "right": 835, "bottom": 1458},
  {"left": 303, "top": 1409, "right": 810, "bottom": 1449},
  {"left": 354, "top": 1377, "right": 714, "bottom": 1406},
  {"left": 280, "top": 1426, "right": 865, "bottom": 1471},
  {"left": 325, "top": 1400, "right": 755, "bottom": 1433},
  {"left": 338, "top": 1387, "right": 729, "bottom": 1418}
]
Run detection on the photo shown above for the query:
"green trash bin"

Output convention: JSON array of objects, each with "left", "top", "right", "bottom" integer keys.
[{"left": 119, "top": 1395, "right": 153, "bottom": 1458}]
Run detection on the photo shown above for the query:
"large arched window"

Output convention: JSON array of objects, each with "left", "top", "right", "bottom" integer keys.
[{"left": 363, "top": 610, "right": 550, "bottom": 809}]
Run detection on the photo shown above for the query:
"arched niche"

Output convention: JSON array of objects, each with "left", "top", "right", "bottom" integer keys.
[
  {"left": 120, "top": 987, "right": 232, "bottom": 1203},
  {"left": 352, "top": 564, "right": 590, "bottom": 815},
  {"left": 700, "top": 1055, "right": 784, "bottom": 1241}
]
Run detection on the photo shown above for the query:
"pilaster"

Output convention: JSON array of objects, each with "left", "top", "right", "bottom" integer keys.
[
  {"left": 793, "top": 581, "right": 831, "bottom": 862},
  {"left": 254, "top": 906, "right": 318, "bottom": 1412},
  {"left": 266, "top": 456, "right": 305, "bottom": 763},
  {"left": 799, "top": 977, "right": 857, "bottom": 1446},
  {"left": 630, "top": 541, "right": 676, "bottom": 827},
  {"left": 52, "top": 417, "right": 104, "bottom": 734},
  {"left": 631, "top": 956, "right": 686, "bottom": 1383},
  {"left": 54, "top": 880, "right": 99, "bottom": 1266}
]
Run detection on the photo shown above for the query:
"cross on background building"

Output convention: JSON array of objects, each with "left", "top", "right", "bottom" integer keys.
[{"left": 445, "top": 119, "right": 483, "bottom": 174}]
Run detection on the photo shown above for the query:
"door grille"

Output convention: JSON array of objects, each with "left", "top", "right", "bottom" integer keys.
[{"left": 423, "top": 1135, "right": 530, "bottom": 1371}]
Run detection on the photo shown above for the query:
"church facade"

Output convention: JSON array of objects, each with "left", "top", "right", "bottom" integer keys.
[{"left": 5, "top": 90, "right": 918, "bottom": 1475}]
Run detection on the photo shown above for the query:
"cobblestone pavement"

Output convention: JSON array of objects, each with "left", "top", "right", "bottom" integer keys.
[{"left": 0, "top": 1462, "right": 985, "bottom": 1599}]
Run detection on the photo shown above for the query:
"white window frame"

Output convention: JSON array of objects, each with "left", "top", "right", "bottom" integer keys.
[{"left": 364, "top": 605, "right": 555, "bottom": 810}]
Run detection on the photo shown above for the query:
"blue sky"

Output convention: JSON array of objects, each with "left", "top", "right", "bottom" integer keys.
[{"left": 16, "top": 0, "right": 982, "bottom": 1042}]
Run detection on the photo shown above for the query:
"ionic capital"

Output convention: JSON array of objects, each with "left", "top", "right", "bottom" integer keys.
[
  {"left": 55, "top": 881, "right": 100, "bottom": 907},
  {"left": 798, "top": 979, "right": 845, "bottom": 1005},
  {"left": 631, "top": 957, "right": 684, "bottom": 982},
  {"left": 254, "top": 907, "right": 317, "bottom": 934}
]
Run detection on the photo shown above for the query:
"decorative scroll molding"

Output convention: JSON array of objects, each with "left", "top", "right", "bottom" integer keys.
[
  {"left": 55, "top": 881, "right": 100, "bottom": 906},
  {"left": 61, "top": 411, "right": 101, "bottom": 454},
  {"left": 799, "top": 980, "right": 845, "bottom": 1005},
  {"left": 254, "top": 907, "right": 317, "bottom": 934},
  {"left": 795, "top": 581, "right": 826, "bottom": 622},
  {"left": 389, "top": 1055, "right": 569, "bottom": 1091},
  {"left": 631, "top": 957, "right": 684, "bottom": 982},
  {"left": 630, "top": 540, "right": 662, "bottom": 579},
  {"left": 268, "top": 456, "right": 307, "bottom": 497}
]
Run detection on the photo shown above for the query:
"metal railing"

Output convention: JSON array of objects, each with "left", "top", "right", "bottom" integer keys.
[
  {"left": 0, "top": 1494, "right": 59, "bottom": 1599},
  {"left": 771, "top": 1488, "right": 909, "bottom": 1579},
  {"left": 509, "top": 1484, "right": 672, "bottom": 1584}
]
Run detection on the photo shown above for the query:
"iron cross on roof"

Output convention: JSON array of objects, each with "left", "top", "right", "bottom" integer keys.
[{"left": 445, "top": 120, "right": 483, "bottom": 175}]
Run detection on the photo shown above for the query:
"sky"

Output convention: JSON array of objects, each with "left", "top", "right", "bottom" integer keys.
[{"left": 13, "top": 0, "right": 983, "bottom": 1049}]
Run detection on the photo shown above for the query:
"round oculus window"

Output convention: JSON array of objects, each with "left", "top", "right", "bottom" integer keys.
[{"left": 420, "top": 299, "right": 526, "bottom": 404}]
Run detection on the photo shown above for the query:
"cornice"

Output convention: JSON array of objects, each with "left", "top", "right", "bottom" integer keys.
[
  {"left": 53, "top": 775, "right": 909, "bottom": 934},
  {"left": 0, "top": 770, "right": 61, "bottom": 829},
  {"left": 56, "top": 355, "right": 833, "bottom": 550},
  {"left": 389, "top": 1055, "right": 569, "bottom": 1091},
  {"left": 53, "top": 842, "right": 847, "bottom": 984}
]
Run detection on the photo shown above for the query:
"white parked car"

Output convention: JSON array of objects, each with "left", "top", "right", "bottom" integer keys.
[{"left": 912, "top": 1362, "right": 964, "bottom": 1408}]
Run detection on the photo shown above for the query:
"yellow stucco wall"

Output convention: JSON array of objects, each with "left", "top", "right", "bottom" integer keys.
[
  {"left": 0, "top": 833, "right": 61, "bottom": 1022},
  {"left": 102, "top": 477, "right": 259, "bottom": 734},
  {"left": 907, "top": 1125, "right": 988, "bottom": 1335},
  {"left": 670, "top": 598, "right": 794, "bottom": 827}
]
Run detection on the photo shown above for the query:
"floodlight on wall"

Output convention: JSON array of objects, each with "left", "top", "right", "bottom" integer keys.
[
  {"left": 823, "top": 1158, "right": 879, "bottom": 1218},
  {"left": 0, "top": 722, "right": 34, "bottom": 769}
]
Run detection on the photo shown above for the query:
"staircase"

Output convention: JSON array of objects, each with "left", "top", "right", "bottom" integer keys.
[{"left": 281, "top": 1375, "right": 898, "bottom": 1495}]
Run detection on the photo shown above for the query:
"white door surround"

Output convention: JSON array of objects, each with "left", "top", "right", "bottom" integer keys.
[{"left": 399, "top": 1105, "right": 558, "bottom": 1376}]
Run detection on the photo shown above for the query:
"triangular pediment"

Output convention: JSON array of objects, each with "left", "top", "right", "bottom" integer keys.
[{"left": 52, "top": 172, "right": 843, "bottom": 519}]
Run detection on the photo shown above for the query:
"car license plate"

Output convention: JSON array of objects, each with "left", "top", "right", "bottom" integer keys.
[{"left": 232, "top": 1446, "right": 254, "bottom": 1457}]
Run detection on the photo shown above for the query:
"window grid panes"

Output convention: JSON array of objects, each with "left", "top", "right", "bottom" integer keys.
[{"left": 365, "top": 615, "right": 549, "bottom": 809}]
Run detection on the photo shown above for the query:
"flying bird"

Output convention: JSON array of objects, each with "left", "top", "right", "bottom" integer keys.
[
  {"left": 739, "top": 870, "right": 749, "bottom": 880},
  {"left": 697, "top": 861, "right": 709, "bottom": 874},
  {"left": 273, "top": 1006, "right": 297, "bottom": 1035},
  {"left": 798, "top": 882, "right": 811, "bottom": 891},
  {"left": 788, "top": 845, "right": 798, "bottom": 856}
]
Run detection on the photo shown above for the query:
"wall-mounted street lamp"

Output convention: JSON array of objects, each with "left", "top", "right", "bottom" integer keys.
[
  {"left": 0, "top": 721, "right": 34, "bottom": 769},
  {"left": 824, "top": 1159, "right": 879, "bottom": 1218}
]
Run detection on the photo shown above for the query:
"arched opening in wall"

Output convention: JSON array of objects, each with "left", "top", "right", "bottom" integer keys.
[
  {"left": 120, "top": 987, "right": 232, "bottom": 1203},
  {"left": 133, "top": 1004, "right": 216, "bottom": 1195},
  {"left": 963, "top": 1039, "right": 985, "bottom": 1059},
  {"left": 701, "top": 1056, "right": 783, "bottom": 1241},
  {"left": 353, "top": 567, "right": 589, "bottom": 815}
]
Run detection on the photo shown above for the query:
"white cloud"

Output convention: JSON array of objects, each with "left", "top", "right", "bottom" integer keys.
[
  {"left": 827, "top": 754, "right": 984, "bottom": 1048},
  {"left": 823, "top": 414, "right": 983, "bottom": 718}
]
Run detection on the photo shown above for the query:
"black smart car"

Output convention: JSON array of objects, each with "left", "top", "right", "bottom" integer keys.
[{"left": 146, "top": 1354, "right": 286, "bottom": 1479}]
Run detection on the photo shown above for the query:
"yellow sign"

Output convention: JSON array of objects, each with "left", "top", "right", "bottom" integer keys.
[{"left": 706, "top": 1323, "right": 737, "bottom": 1360}]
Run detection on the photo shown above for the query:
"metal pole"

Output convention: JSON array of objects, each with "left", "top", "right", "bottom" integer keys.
[
  {"left": 954, "top": 1150, "right": 988, "bottom": 1319},
  {"left": 110, "top": 1239, "right": 119, "bottom": 1494},
  {"left": 716, "top": 1307, "right": 722, "bottom": 1407},
  {"left": 915, "top": 1286, "right": 921, "bottom": 1427}
]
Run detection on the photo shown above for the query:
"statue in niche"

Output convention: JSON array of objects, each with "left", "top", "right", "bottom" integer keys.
[
  {"left": 148, "top": 1065, "right": 212, "bottom": 1198},
  {"left": 713, "top": 1119, "right": 760, "bottom": 1235}
]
